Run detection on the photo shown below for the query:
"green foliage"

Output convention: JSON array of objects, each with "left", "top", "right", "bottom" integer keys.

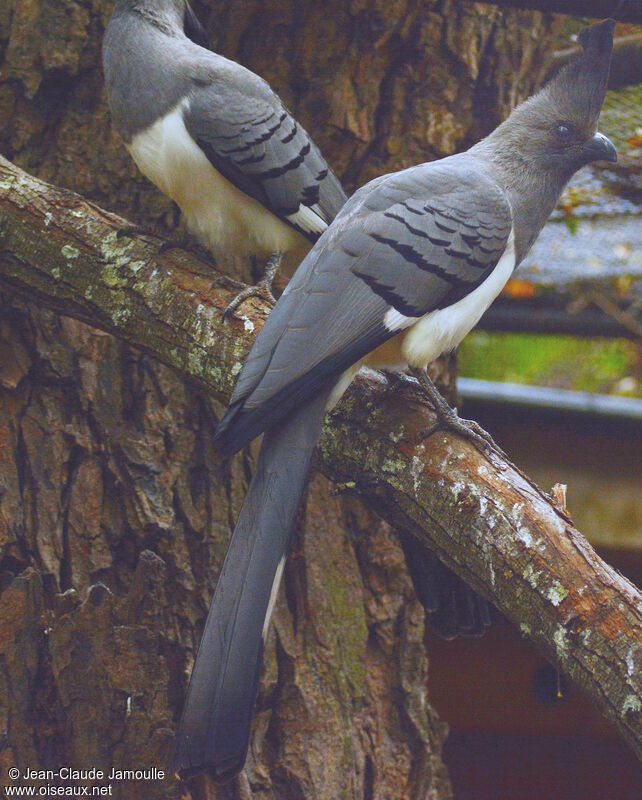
[{"left": 459, "top": 331, "right": 640, "bottom": 396}]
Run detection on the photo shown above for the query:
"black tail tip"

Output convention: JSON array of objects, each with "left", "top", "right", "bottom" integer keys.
[
  {"left": 213, "top": 399, "right": 246, "bottom": 459},
  {"left": 212, "top": 429, "right": 236, "bottom": 461},
  {"left": 171, "top": 751, "right": 247, "bottom": 784}
]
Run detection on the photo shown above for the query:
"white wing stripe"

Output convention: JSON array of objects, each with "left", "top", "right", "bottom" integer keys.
[{"left": 286, "top": 204, "right": 328, "bottom": 236}]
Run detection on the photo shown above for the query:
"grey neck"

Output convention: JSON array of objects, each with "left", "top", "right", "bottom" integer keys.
[
  {"left": 469, "top": 128, "right": 573, "bottom": 266},
  {"left": 104, "top": 1, "right": 194, "bottom": 140}
]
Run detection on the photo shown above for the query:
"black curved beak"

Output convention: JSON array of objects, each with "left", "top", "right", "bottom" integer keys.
[{"left": 585, "top": 131, "right": 617, "bottom": 164}]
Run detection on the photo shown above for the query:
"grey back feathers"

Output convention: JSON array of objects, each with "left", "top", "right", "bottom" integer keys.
[
  {"left": 183, "top": 76, "right": 345, "bottom": 229},
  {"left": 103, "top": 1, "right": 346, "bottom": 241},
  {"left": 216, "top": 155, "right": 513, "bottom": 454}
]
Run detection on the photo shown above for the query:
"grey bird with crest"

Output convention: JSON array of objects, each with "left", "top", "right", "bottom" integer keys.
[
  {"left": 169, "top": 18, "right": 617, "bottom": 782},
  {"left": 102, "top": 0, "right": 347, "bottom": 308}
]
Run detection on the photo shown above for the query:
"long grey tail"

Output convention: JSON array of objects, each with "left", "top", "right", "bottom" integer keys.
[{"left": 172, "top": 388, "right": 331, "bottom": 781}]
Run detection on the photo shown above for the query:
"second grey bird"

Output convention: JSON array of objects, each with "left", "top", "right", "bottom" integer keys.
[
  {"left": 172, "top": 20, "right": 617, "bottom": 781},
  {"left": 102, "top": 0, "right": 347, "bottom": 296}
]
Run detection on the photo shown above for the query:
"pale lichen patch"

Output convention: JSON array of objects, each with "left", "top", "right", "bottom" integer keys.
[
  {"left": 111, "top": 302, "right": 132, "bottom": 325},
  {"left": 626, "top": 650, "right": 636, "bottom": 678},
  {"left": 523, "top": 564, "right": 540, "bottom": 589},
  {"left": 411, "top": 455, "right": 423, "bottom": 497},
  {"left": 240, "top": 315, "right": 254, "bottom": 333},
  {"left": 187, "top": 350, "right": 205, "bottom": 376},
  {"left": 622, "top": 695, "right": 641, "bottom": 714},
  {"left": 382, "top": 457, "right": 406, "bottom": 474},
  {"left": 102, "top": 264, "right": 128, "bottom": 289},
  {"left": 546, "top": 581, "right": 568, "bottom": 607},
  {"left": 517, "top": 526, "right": 533, "bottom": 548},
  {"left": 61, "top": 244, "right": 79, "bottom": 260},
  {"left": 127, "top": 260, "right": 145, "bottom": 275},
  {"left": 450, "top": 480, "right": 468, "bottom": 500},
  {"left": 553, "top": 626, "right": 567, "bottom": 658},
  {"left": 99, "top": 231, "right": 135, "bottom": 270}
]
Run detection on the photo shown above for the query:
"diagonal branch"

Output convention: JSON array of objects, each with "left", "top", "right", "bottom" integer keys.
[{"left": 1, "top": 154, "right": 640, "bottom": 760}]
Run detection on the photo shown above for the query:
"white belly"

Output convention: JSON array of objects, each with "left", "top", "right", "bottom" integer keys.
[
  {"left": 127, "top": 101, "right": 307, "bottom": 264},
  {"left": 399, "top": 234, "right": 515, "bottom": 368}
]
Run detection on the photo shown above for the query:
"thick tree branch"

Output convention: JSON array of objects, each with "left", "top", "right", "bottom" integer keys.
[{"left": 1, "top": 155, "right": 641, "bottom": 760}]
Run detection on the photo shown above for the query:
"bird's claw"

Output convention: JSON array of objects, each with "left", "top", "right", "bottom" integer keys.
[
  {"left": 222, "top": 251, "right": 282, "bottom": 319},
  {"left": 409, "top": 367, "right": 507, "bottom": 462},
  {"left": 435, "top": 408, "right": 507, "bottom": 461},
  {"left": 223, "top": 281, "right": 277, "bottom": 319}
]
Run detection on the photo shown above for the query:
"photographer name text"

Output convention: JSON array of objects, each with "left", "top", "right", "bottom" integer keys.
[{"left": 20, "top": 768, "right": 164, "bottom": 781}]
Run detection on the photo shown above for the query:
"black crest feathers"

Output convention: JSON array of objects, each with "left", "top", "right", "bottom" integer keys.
[{"left": 544, "top": 19, "right": 615, "bottom": 127}]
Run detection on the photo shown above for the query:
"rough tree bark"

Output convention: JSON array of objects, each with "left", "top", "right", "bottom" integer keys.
[{"left": 1, "top": 3, "right": 621, "bottom": 800}]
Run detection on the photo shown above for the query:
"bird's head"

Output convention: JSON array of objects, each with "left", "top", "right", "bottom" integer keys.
[{"left": 493, "top": 19, "right": 617, "bottom": 177}]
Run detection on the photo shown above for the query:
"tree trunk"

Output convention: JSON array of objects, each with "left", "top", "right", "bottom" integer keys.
[{"left": 0, "top": 3, "right": 563, "bottom": 799}]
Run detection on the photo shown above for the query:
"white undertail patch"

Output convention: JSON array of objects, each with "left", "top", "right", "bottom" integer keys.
[
  {"left": 286, "top": 204, "right": 328, "bottom": 237},
  {"left": 262, "top": 555, "right": 286, "bottom": 641},
  {"left": 383, "top": 306, "right": 418, "bottom": 332}
]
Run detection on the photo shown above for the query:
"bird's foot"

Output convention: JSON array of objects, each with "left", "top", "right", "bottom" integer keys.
[
  {"left": 222, "top": 278, "right": 277, "bottom": 319},
  {"left": 409, "top": 367, "right": 507, "bottom": 461},
  {"left": 222, "top": 251, "right": 282, "bottom": 319}
]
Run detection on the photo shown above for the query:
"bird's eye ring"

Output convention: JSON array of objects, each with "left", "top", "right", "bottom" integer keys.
[{"left": 556, "top": 124, "right": 572, "bottom": 139}]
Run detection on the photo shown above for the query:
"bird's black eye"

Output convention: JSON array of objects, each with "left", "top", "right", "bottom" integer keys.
[{"left": 556, "top": 123, "right": 572, "bottom": 139}]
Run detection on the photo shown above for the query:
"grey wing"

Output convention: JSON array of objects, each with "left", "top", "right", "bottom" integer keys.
[
  {"left": 183, "top": 72, "right": 347, "bottom": 239},
  {"left": 216, "top": 157, "right": 512, "bottom": 455}
]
